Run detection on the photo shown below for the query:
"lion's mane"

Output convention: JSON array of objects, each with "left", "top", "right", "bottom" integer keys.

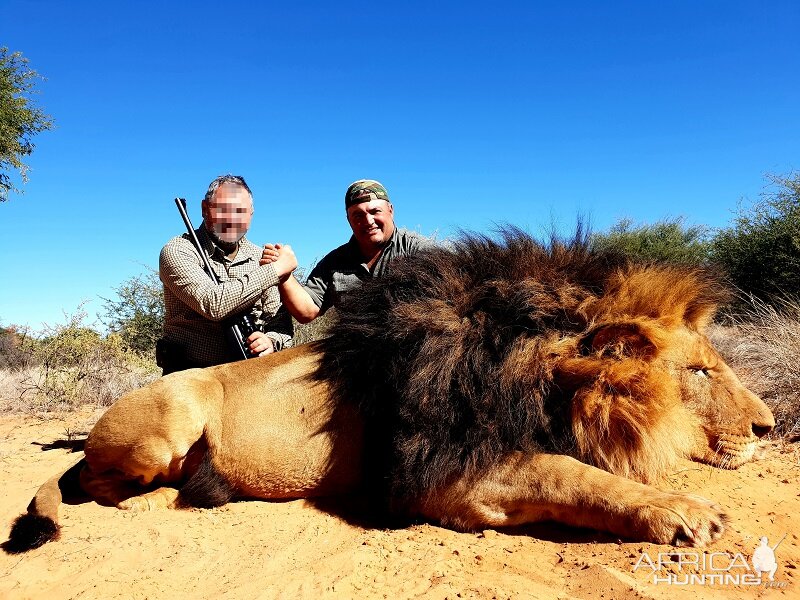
[{"left": 313, "top": 229, "right": 729, "bottom": 510}]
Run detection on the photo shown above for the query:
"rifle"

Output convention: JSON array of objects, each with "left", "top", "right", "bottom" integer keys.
[{"left": 174, "top": 197, "right": 256, "bottom": 361}]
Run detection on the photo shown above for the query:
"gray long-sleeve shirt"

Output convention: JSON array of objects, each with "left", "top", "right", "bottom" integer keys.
[{"left": 304, "top": 228, "right": 433, "bottom": 314}]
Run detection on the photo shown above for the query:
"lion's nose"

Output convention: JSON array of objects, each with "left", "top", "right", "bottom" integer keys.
[
  {"left": 752, "top": 423, "right": 773, "bottom": 438},
  {"left": 747, "top": 391, "right": 775, "bottom": 438},
  {"left": 751, "top": 407, "right": 775, "bottom": 438}
]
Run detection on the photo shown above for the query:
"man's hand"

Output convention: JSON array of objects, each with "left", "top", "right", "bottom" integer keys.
[
  {"left": 261, "top": 243, "right": 298, "bottom": 281},
  {"left": 261, "top": 243, "right": 280, "bottom": 265},
  {"left": 246, "top": 331, "right": 275, "bottom": 357}
]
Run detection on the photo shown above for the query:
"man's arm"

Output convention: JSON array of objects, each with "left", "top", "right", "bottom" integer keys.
[
  {"left": 261, "top": 244, "right": 322, "bottom": 324},
  {"left": 160, "top": 238, "right": 297, "bottom": 322},
  {"left": 278, "top": 274, "right": 320, "bottom": 324}
]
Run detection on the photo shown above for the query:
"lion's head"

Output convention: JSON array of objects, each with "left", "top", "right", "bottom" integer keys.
[
  {"left": 562, "top": 316, "right": 774, "bottom": 485},
  {"left": 314, "top": 229, "right": 774, "bottom": 506}
]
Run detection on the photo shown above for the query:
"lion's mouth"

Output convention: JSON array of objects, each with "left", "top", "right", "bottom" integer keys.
[{"left": 700, "top": 433, "right": 758, "bottom": 469}]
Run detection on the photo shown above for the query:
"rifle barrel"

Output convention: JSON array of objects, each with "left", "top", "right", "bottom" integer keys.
[{"left": 174, "top": 197, "right": 219, "bottom": 283}]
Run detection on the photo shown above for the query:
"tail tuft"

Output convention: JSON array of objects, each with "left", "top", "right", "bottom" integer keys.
[{"left": 2, "top": 513, "right": 61, "bottom": 554}]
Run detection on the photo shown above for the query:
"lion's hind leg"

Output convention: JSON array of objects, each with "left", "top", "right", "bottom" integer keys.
[
  {"left": 83, "top": 426, "right": 209, "bottom": 510},
  {"left": 78, "top": 465, "right": 156, "bottom": 507},
  {"left": 118, "top": 488, "right": 181, "bottom": 510},
  {"left": 80, "top": 465, "right": 181, "bottom": 511},
  {"left": 79, "top": 464, "right": 181, "bottom": 511},
  {"left": 82, "top": 445, "right": 234, "bottom": 512},
  {"left": 417, "top": 452, "right": 726, "bottom": 547},
  {"left": 104, "top": 451, "right": 237, "bottom": 511}
]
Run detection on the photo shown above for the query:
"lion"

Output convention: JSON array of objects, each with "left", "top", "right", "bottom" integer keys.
[{"left": 3, "top": 230, "right": 774, "bottom": 553}]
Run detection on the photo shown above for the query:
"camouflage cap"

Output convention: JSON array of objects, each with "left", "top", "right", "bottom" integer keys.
[{"left": 344, "top": 179, "right": 390, "bottom": 208}]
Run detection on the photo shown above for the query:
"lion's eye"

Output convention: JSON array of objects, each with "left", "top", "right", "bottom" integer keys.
[{"left": 693, "top": 367, "right": 710, "bottom": 378}]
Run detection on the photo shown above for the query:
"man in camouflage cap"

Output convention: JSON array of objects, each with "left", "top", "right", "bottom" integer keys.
[{"left": 262, "top": 179, "right": 432, "bottom": 322}]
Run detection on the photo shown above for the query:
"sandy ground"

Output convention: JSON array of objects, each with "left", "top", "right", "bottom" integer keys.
[{"left": 0, "top": 409, "right": 798, "bottom": 600}]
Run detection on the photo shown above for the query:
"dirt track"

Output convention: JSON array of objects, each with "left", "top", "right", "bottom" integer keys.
[{"left": 0, "top": 410, "right": 797, "bottom": 599}]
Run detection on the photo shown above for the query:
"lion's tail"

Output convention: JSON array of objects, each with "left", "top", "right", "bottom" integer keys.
[{"left": 2, "top": 455, "right": 85, "bottom": 554}]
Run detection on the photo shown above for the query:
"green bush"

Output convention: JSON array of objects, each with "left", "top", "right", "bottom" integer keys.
[
  {"left": 590, "top": 217, "right": 711, "bottom": 265},
  {"left": 292, "top": 311, "right": 333, "bottom": 346},
  {"left": 101, "top": 270, "right": 164, "bottom": 357},
  {"left": 0, "top": 324, "right": 36, "bottom": 369},
  {"left": 711, "top": 172, "right": 800, "bottom": 300}
]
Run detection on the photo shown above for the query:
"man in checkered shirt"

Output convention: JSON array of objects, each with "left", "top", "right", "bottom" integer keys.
[{"left": 158, "top": 174, "right": 297, "bottom": 374}]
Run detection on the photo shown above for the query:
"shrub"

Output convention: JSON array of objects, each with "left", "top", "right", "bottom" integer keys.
[
  {"left": 100, "top": 270, "right": 164, "bottom": 357},
  {"left": 711, "top": 172, "right": 800, "bottom": 301},
  {"left": 590, "top": 217, "right": 711, "bottom": 265},
  {"left": 292, "top": 311, "right": 333, "bottom": 346},
  {"left": 0, "top": 324, "right": 36, "bottom": 369},
  {"left": 0, "top": 308, "right": 158, "bottom": 414}
]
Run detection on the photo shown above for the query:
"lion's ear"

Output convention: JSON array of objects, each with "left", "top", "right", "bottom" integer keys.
[
  {"left": 683, "top": 300, "right": 718, "bottom": 331},
  {"left": 582, "top": 321, "right": 659, "bottom": 360}
]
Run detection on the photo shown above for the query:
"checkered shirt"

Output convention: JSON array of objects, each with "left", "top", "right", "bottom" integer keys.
[{"left": 159, "top": 225, "right": 293, "bottom": 366}]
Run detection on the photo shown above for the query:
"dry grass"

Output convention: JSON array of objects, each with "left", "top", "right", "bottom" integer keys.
[
  {"left": 292, "top": 310, "right": 334, "bottom": 346},
  {"left": 0, "top": 306, "right": 331, "bottom": 417},
  {"left": 709, "top": 295, "right": 800, "bottom": 440},
  {"left": 0, "top": 310, "right": 159, "bottom": 416},
  {"left": 0, "top": 360, "right": 158, "bottom": 416}
]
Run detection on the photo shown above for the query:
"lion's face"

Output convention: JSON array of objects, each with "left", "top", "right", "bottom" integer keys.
[
  {"left": 663, "top": 328, "right": 775, "bottom": 469},
  {"left": 566, "top": 319, "right": 775, "bottom": 483}
]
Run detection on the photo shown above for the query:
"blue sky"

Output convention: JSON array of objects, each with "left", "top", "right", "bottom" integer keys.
[{"left": 1, "top": 1, "right": 798, "bottom": 330}]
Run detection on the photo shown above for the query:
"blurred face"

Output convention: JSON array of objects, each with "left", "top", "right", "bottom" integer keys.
[
  {"left": 202, "top": 183, "right": 253, "bottom": 244},
  {"left": 346, "top": 199, "right": 395, "bottom": 250}
]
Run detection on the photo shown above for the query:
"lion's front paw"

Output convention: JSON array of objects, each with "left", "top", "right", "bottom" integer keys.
[{"left": 634, "top": 492, "right": 727, "bottom": 547}]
